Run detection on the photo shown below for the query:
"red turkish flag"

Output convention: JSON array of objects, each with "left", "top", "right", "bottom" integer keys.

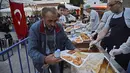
[{"left": 9, "top": 0, "right": 28, "bottom": 39}]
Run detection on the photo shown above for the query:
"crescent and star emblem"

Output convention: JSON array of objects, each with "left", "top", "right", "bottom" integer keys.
[{"left": 14, "top": 9, "right": 22, "bottom": 25}]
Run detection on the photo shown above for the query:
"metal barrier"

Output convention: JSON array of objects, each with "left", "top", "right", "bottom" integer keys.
[
  {"left": 0, "top": 38, "right": 13, "bottom": 61},
  {"left": 0, "top": 38, "right": 37, "bottom": 73}
]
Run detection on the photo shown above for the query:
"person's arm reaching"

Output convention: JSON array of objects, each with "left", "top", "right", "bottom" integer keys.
[
  {"left": 109, "top": 37, "right": 130, "bottom": 56},
  {"left": 89, "top": 15, "right": 111, "bottom": 46},
  {"left": 91, "top": 21, "right": 105, "bottom": 38},
  {"left": 90, "top": 27, "right": 109, "bottom": 46},
  {"left": 97, "top": 27, "right": 109, "bottom": 42},
  {"left": 95, "top": 21, "right": 106, "bottom": 33}
]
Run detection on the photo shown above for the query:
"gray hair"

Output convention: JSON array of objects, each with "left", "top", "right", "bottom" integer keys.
[{"left": 41, "top": 7, "right": 58, "bottom": 17}]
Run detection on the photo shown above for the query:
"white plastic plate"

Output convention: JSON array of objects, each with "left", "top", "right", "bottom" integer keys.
[{"left": 60, "top": 50, "right": 90, "bottom": 68}]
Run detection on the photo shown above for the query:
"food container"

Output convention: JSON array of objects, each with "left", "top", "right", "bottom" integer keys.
[
  {"left": 73, "top": 42, "right": 99, "bottom": 52},
  {"left": 60, "top": 50, "right": 90, "bottom": 68},
  {"left": 80, "top": 33, "right": 91, "bottom": 42},
  {"left": 70, "top": 53, "right": 120, "bottom": 73},
  {"left": 98, "top": 56, "right": 120, "bottom": 73},
  {"left": 74, "top": 36, "right": 83, "bottom": 43}
]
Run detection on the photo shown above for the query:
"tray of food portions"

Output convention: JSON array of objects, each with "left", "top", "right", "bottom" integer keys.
[
  {"left": 74, "top": 36, "right": 83, "bottom": 43},
  {"left": 65, "top": 26, "right": 73, "bottom": 32},
  {"left": 70, "top": 53, "right": 120, "bottom": 73},
  {"left": 60, "top": 50, "right": 90, "bottom": 68},
  {"left": 97, "top": 58, "right": 119, "bottom": 73},
  {"left": 80, "top": 33, "right": 91, "bottom": 42}
]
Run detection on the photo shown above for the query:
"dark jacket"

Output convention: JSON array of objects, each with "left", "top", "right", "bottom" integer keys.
[{"left": 28, "top": 20, "right": 75, "bottom": 64}]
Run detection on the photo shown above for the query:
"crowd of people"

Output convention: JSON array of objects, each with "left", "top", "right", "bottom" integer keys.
[
  {"left": 0, "top": 16, "right": 12, "bottom": 33},
  {"left": 27, "top": 0, "right": 130, "bottom": 73},
  {"left": 0, "top": 15, "right": 37, "bottom": 32},
  {"left": 0, "top": 9, "right": 79, "bottom": 33}
]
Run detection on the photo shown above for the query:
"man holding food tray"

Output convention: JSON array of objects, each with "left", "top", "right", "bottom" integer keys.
[{"left": 28, "top": 7, "right": 79, "bottom": 73}]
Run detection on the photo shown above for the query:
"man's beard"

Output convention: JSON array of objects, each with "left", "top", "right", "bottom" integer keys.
[
  {"left": 112, "top": 9, "right": 121, "bottom": 14},
  {"left": 47, "top": 26, "right": 55, "bottom": 31},
  {"left": 113, "top": 11, "right": 119, "bottom": 14}
]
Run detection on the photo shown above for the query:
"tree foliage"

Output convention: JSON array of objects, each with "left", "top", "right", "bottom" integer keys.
[{"left": 70, "top": 0, "right": 84, "bottom": 6}]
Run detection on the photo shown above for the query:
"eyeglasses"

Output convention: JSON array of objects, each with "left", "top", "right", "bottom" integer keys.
[
  {"left": 108, "top": 1, "right": 119, "bottom": 7},
  {"left": 108, "top": 3, "right": 117, "bottom": 7}
]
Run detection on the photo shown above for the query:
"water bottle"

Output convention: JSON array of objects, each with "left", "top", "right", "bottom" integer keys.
[{"left": 54, "top": 49, "right": 60, "bottom": 58}]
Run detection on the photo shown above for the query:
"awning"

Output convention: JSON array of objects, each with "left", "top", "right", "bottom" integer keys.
[{"left": 65, "top": 4, "right": 80, "bottom": 10}]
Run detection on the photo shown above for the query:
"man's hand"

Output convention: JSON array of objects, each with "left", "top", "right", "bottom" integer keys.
[
  {"left": 109, "top": 49, "right": 122, "bottom": 56},
  {"left": 45, "top": 54, "right": 62, "bottom": 64}
]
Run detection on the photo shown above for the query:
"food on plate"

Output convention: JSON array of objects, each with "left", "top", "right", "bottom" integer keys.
[
  {"left": 73, "top": 52, "right": 88, "bottom": 58},
  {"left": 73, "top": 57, "right": 82, "bottom": 66},
  {"left": 62, "top": 56, "right": 73, "bottom": 61},
  {"left": 80, "top": 33, "right": 90, "bottom": 41},
  {"left": 67, "top": 50, "right": 76, "bottom": 54},
  {"left": 75, "top": 37, "right": 83, "bottom": 43},
  {"left": 65, "top": 27, "right": 73, "bottom": 32},
  {"left": 74, "top": 25, "right": 80, "bottom": 29},
  {"left": 62, "top": 55, "right": 83, "bottom": 66},
  {"left": 61, "top": 50, "right": 90, "bottom": 67}
]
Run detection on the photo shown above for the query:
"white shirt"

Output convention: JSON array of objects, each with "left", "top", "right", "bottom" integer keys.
[
  {"left": 67, "top": 14, "right": 76, "bottom": 21},
  {"left": 95, "top": 11, "right": 113, "bottom": 32},
  {"left": 90, "top": 10, "right": 100, "bottom": 31},
  {"left": 101, "top": 11, "right": 113, "bottom": 23},
  {"left": 59, "top": 15, "right": 66, "bottom": 24},
  {"left": 105, "top": 8, "right": 130, "bottom": 29},
  {"left": 120, "top": 37, "right": 130, "bottom": 54}
]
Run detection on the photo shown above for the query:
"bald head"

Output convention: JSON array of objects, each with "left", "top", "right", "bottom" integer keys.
[
  {"left": 108, "top": 0, "right": 123, "bottom": 14},
  {"left": 108, "top": 0, "right": 122, "bottom": 6}
]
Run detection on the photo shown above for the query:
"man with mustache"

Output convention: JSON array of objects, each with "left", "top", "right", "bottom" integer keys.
[{"left": 28, "top": 7, "right": 77, "bottom": 73}]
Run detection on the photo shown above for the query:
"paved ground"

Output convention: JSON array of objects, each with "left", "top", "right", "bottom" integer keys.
[
  {"left": 0, "top": 46, "right": 35, "bottom": 73},
  {"left": 0, "top": 45, "right": 71, "bottom": 73},
  {"left": 0, "top": 32, "right": 71, "bottom": 73}
]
